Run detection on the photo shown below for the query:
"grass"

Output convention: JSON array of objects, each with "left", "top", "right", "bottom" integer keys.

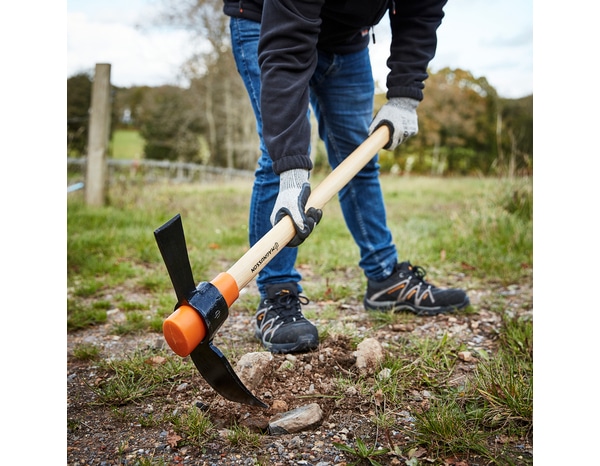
[
  {"left": 333, "top": 436, "right": 390, "bottom": 465},
  {"left": 329, "top": 313, "right": 533, "bottom": 464},
  {"left": 67, "top": 174, "right": 533, "bottom": 463},
  {"left": 88, "top": 349, "right": 195, "bottom": 406},
  {"left": 167, "top": 405, "right": 217, "bottom": 448},
  {"left": 67, "top": 176, "right": 532, "bottom": 308},
  {"left": 110, "top": 128, "right": 145, "bottom": 160},
  {"left": 72, "top": 342, "right": 101, "bottom": 361}
]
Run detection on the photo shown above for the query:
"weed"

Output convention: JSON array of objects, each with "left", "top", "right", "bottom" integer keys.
[
  {"left": 226, "top": 422, "right": 262, "bottom": 448},
  {"left": 334, "top": 436, "right": 390, "bottom": 466},
  {"left": 132, "top": 457, "right": 168, "bottom": 466},
  {"left": 411, "top": 397, "right": 493, "bottom": 461},
  {"left": 138, "top": 412, "right": 159, "bottom": 428},
  {"left": 169, "top": 405, "right": 216, "bottom": 448},
  {"left": 370, "top": 359, "right": 408, "bottom": 406},
  {"left": 404, "top": 333, "right": 462, "bottom": 389},
  {"left": 72, "top": 343, "right": 101, "bottom": 361},
  {"left": 119, "top": 300, "right": 147, "bottom": 311},
  {"left": 471, "top": 350, "right": 533, "bottom": 434},
  {"left": 111, "top": 310, "right": 150, "bottom": 335},
  {"left": 148, "top": 314, "right": 166, "bottom": 333},
  {"left": 89, "top": 349, "right": 194, "bottom": 405},
  {"left": 67, "top": 299, "right": 108, "bottom": 330},
  {"left": 67, "top": 418, "right": 79, "bottom": 432},
  {"left": 499, "top": 312, "right": 533, "bottom": 362}
]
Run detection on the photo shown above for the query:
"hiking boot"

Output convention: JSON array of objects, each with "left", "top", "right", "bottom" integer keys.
[
  {"left": 254, "top": 282, "right": 319, "bottom": 354},
  {"left": 363, "top": 262, "right": 470, "bottom": 315}
]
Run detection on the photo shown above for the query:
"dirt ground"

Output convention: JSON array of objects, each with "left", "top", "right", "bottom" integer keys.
[{"left": 67, "top": 279, "right": 533, "bottom": 466}]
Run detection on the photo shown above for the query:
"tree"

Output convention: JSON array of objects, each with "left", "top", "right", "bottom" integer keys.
[
  {"left": 68, "top": 70, "right": 122, "bottom": 158},
  {"left": 152, "top": 0, "right": 259, "bottom": 169},
  {"left": 373, "top": 67, "right": 532, "bottom": 176},
  {"left": 112, "top": 86, "right": 152, "bottom": 129},
  {"left": 497, "top": 95, "right": 533, "bottom": 176},
  {"left": 67, "top": 72, "right": 92, "bottom": 156},
  {"left": 415, "top": 68, "right": 494, "bottom": 174},
  {"left": 137, "top": 85, "right": 203, "bottom": 162}
]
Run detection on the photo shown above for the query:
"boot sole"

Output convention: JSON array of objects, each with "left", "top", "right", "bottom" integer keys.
[{"left": 363, "top": 296, "right": 471, "bottom": 316}]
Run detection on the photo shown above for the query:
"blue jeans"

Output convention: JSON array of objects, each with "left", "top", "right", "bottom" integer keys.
[{"left": 230, "top": 17, "right": 398, "bottom": 298}]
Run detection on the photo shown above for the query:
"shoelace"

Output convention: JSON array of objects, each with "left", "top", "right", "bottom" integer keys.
[
  {"left": 266, "top": 292, "right": 310, "bottom": 324},
  {"left": 408, "top": 264, "right": 435, "bottom": 288}
]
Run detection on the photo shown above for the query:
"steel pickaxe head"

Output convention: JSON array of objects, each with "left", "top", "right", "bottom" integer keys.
[{"left": 154, "top": 214, "right": 268, "bottom": 409}]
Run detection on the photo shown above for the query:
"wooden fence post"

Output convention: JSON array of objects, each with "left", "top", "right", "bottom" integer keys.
[{"left": 85, "top": 63, "right": 112, "bottom": 206}]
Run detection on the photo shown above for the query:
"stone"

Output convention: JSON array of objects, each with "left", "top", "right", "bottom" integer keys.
[
  {"left": 355, "top": 337, "right": 384, "bottom": 376},
  {"left": 235, "top": 352, "right": 274, "bottom": 390},
  {"left": 268, "top": 403, "right": 323, "bottom": 435}
]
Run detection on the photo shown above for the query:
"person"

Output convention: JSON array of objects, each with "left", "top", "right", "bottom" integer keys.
[{"left": 222, "top": 0, "right": 470, "bottom": 355}]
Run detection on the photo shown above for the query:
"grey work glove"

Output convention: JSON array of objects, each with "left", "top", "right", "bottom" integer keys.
[
  {"left": 368, "top": 97, "right": 419, "bottom": 150},
  {"left": 271, "top": 168, "right": 323, "bottom": 247}
]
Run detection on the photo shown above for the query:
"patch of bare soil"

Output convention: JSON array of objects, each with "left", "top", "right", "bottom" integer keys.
[{"left": 67, "top": 281, "right": 533, "bottom": 465}]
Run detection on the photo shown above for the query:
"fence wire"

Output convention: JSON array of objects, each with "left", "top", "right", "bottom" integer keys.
[{"left": 67, "top": 158, "right": 254, "bottom": 188}]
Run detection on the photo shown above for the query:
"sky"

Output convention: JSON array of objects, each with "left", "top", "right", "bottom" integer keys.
[{"left": 67, "top": 0, "right": 533, "bottom": 99}]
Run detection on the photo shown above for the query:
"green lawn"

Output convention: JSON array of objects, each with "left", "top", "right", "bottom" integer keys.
[{"left": 110, "top": 129, "right": 144, "bottom": 160}]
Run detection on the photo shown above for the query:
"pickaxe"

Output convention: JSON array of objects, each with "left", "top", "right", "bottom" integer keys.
[{"left": 154, "top": 126, "right": 389, "bottom": 408}]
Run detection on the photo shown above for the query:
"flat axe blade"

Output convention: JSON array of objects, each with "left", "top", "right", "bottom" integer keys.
[
  {"left": 154, "top": 214, "right": 196, "bottom": 303},
  {"left": 190, "top": 342, "right": 268, "bottom": 408}
]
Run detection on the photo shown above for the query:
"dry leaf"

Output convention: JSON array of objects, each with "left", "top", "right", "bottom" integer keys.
[
  {"left": 373, "top": 389, "right": 384, "bottom": 407},
  {"left": 408, "top": 447, "right": 428, "bottom": 458},
  {"left": 167, "top": 431, "right": 182, "bottom": 448},
  {"left": 444, "top": 458, "right": 469, "bottom": 466},
  {"left": 460, "top": 261, "right": 477, "bottom": 271},
  {"left": 145, "top": 356, "right": 166, "bottom": 366}
]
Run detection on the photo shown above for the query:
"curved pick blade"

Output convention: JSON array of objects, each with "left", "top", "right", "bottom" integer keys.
[
  {"left": 190, "top": 341, "right": 268, "bottom": 408},
  {"left": 154, "top": 214, "right": 196, "bottom": 302}
]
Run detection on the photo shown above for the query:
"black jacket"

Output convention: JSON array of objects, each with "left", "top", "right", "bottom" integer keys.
[{"left": 223, "top": 0, "right": 446, "bottom": 174}]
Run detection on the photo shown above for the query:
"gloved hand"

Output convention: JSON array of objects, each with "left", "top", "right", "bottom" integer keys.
[
  {"left": 368, "top": 97, "right": 419, "bottom": 151},
  {"left": 271, "top": 168, "right": 323, "bottom": 247}
]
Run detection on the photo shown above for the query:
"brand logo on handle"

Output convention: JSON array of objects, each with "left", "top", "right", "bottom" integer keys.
[{"left": 251, "top": 242, "right": 279, "bottom": 273}]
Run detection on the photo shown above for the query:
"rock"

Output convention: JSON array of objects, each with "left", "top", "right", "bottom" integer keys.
[
  {"left": 377, "top": 367, "right": 392, "bottom": 380},
  {"left": 458, "top": 351, "right": 474, "bottom": 362},
  {"left": 235, "top": 352, "right": 274, "bottom": 390},
  {"left": 268, "top": 403, "right": 323, "bottom": 435},
  {"left": 240, "top": 416, "right": 269, "bottom": 433},
  {"left": 271, "top": 399, "right": 289, "bottom": 413},
  {"left": 355, "top": 337, "right": 384, "bottom": 376}
]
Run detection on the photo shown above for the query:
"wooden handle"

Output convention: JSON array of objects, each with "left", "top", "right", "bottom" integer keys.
[{"left": 223, "top": 126, "right": 390, "bottom": 291}]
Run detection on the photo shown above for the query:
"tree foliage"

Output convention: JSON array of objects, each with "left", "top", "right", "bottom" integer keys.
[
  {"left": 137, "top": 85, "right": 204, "bottom": 162},
  {"left": 145, "top": 0, "right": 259, "bottom": 168},
  {"left": 67, "top": 73, "right": 92, "bottom": 156},
  {"left": 68, "top": 71, "right": 125, "bottom": 157},
  {"left": 379, "top": 67, "right": 532, "bottom": 176}
]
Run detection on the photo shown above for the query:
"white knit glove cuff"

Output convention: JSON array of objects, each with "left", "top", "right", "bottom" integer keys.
[
  {"left": 270, "top": 169, "right": 310, "bottom": 228},
  {"left": 368, "top": 97, "right": 419, "bottom": 150}
]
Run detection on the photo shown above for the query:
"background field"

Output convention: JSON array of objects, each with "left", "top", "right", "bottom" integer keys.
[
  {"left": 67, "top": 174, "right": 533, "bottom": 465},
  {"left": 110, "top": 129, "right": 145, "bottom": 160},
  {"left": 67, "top": 174, "right": 533, "bottom": 466}
]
